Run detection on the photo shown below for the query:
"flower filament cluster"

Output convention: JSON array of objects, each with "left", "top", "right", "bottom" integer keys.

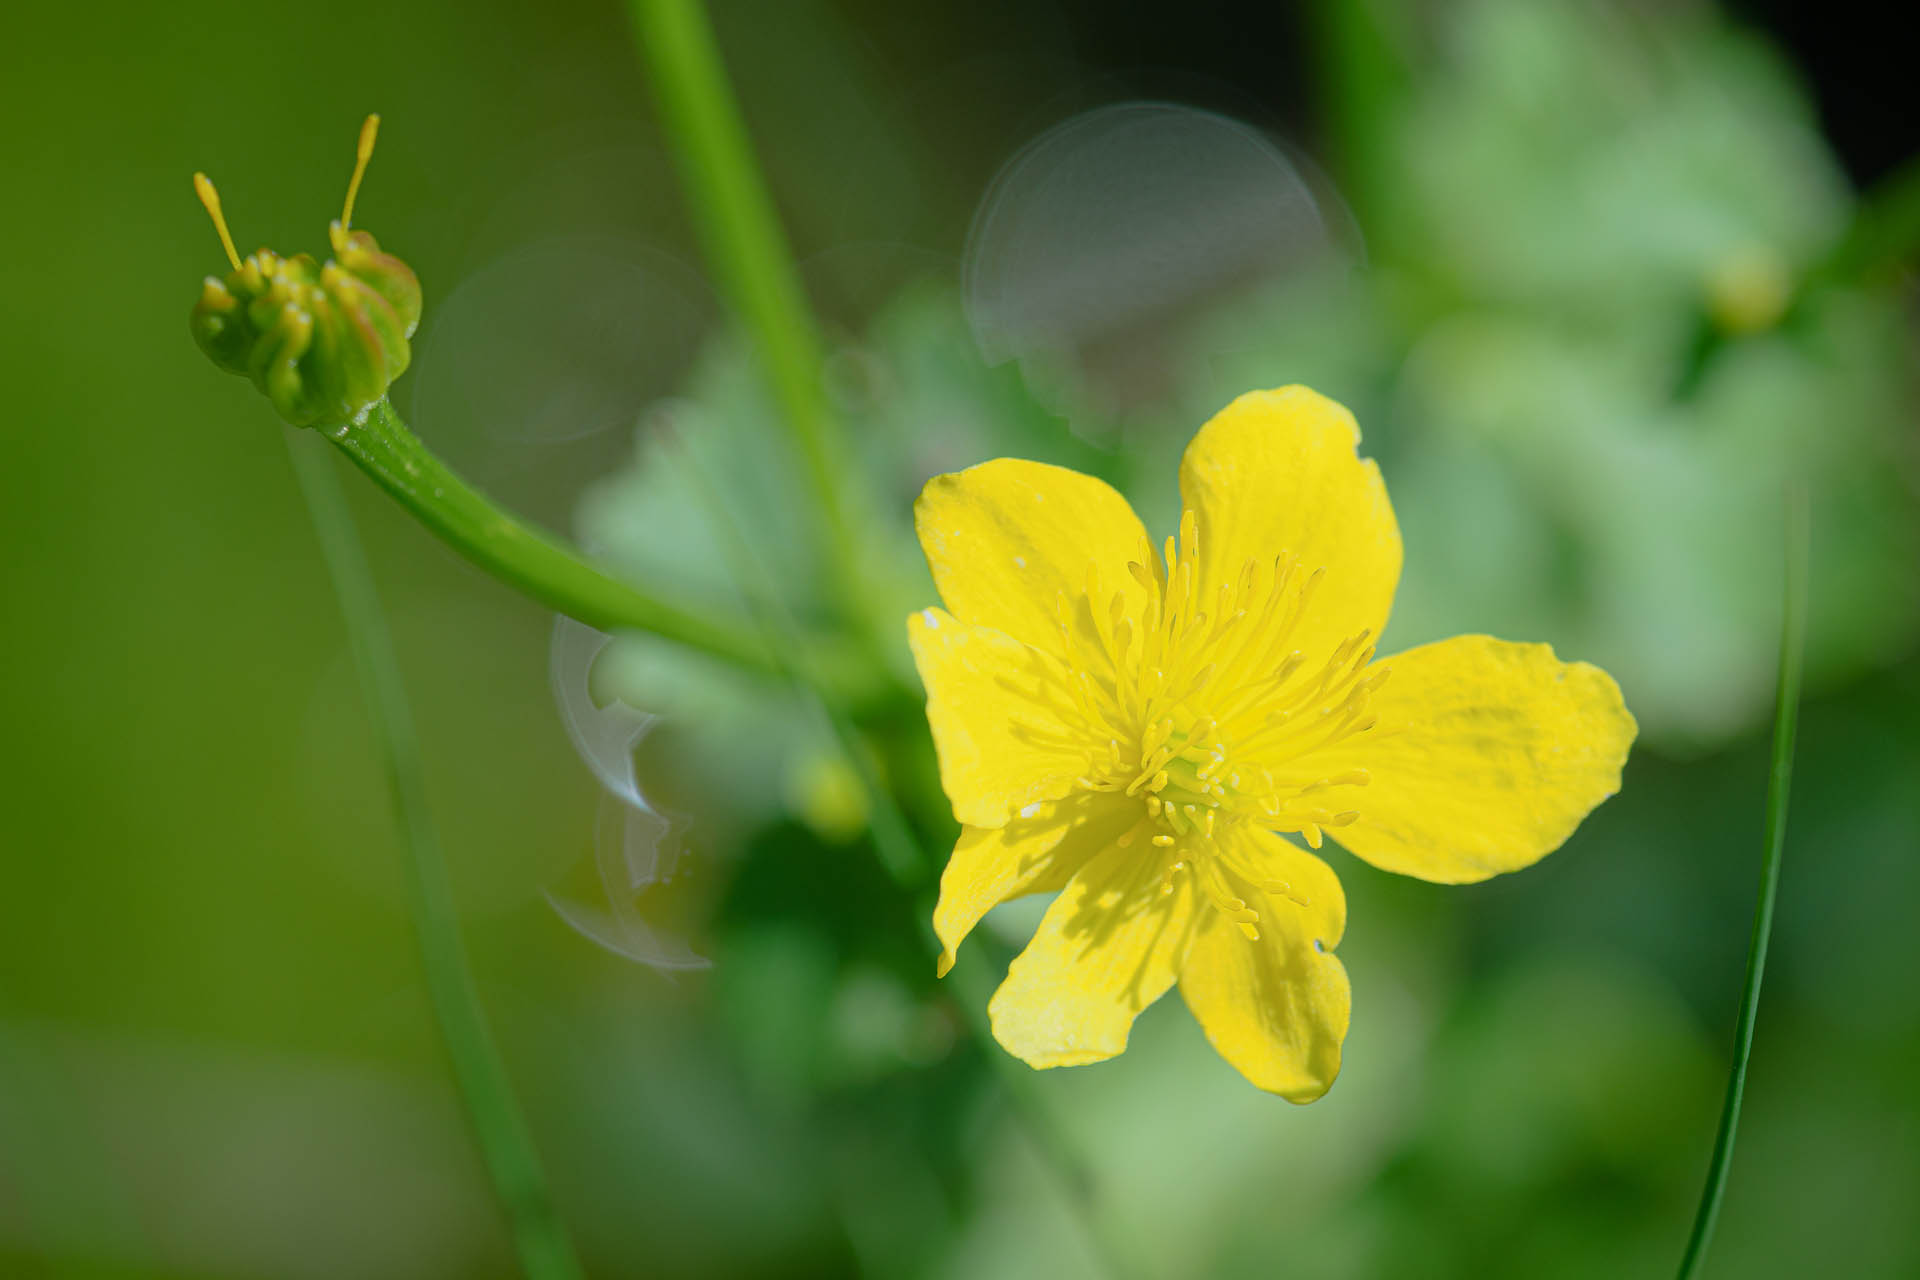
[{"left": 1053, "top": 511, "right": 1389, "bottom": 939}]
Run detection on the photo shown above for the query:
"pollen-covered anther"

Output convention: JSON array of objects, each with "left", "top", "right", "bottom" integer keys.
[
  {"left": 1259, "top": 879, "right": 1311, "bottom": 907},
  {"left": 1160, "top": 858, "right": 1189, "bottom": 895},
  {"left": 1299, "top": 769, "right": 1371, "bottom": 793},
  {"left": 1199, "top": 873, "right": 1258, "bottom": 925}
]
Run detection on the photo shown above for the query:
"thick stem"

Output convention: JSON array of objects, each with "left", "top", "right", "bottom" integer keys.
[
  {"left": 1673, "top": 485, "right": 1808, "bottom": 1280},
  {"left": 286, "top": 432, "right": 584, "bottom": 1280}
]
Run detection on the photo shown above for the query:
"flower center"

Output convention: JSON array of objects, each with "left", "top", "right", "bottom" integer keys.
[{"left": 1060, "top": 510, "right": 1388, "bottom": 938}]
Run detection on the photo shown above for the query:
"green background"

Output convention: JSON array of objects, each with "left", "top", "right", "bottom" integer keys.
[{"left": 3, "top": 0, "right": 1916, "bottom": 1276}]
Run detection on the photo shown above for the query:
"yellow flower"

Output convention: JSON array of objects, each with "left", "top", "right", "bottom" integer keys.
[{"left": 907, "top": 386, "right": 1636, "bottom": 1100}]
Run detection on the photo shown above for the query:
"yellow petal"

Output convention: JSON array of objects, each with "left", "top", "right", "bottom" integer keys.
[
  {"left": 1225, "top": 823, "right": 1348, "bottom": 948},
  {"left": 1178, "top": 386, "right": 1401, "bottom": 663},
  {"left": 933, "top": 792, "right": 1140, "bottom": 977},
  {"left": 907, "top": 608, "right": 1097, "bottom": 827},
  {"left": 915, "top": 457, "right": 1151, "bottom": 662},
  {"left": 1324, "top": 634, "right": 1637, "bottom": 883},
  {"left": 989, "top": 844, "right": 1200, "bottom": 1069},
  {"left": 1178, "top": 831, "right": 1351, "bottom": 1100}
]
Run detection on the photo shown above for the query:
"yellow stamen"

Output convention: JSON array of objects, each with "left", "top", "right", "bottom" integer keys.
[
  {"left": 1260, "top": 879, "right": 1311, "bottom": 907},
  {"left": 340, "top": 113, "right": 380, "bottom": 232},
  {"left": 1041, "top": 527, "right": 1385, "bottom": 942},
  {"left": 192, "top": 173, "right": 242, "bottom": 271}
]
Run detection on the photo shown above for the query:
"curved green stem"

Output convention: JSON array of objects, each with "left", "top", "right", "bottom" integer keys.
[
  {"left": 332, "top": 398, "right": 778, "bottom": 673},
  {"left": 1674, "top": 485, "right": 1809, "bottom": 1280},
  {"left": 286, "top": 432, "right": 584, "bottom": 1280},
  {"left": 625, "top": 0, "right": 865, "bottom": 620}
]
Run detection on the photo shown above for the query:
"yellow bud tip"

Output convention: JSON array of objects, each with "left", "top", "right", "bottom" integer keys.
[
  {"left": 340, "top": 113, "right": 381, "bottom": 232},
  {"left": 193, "top": 171, "right": 242, "bottom": 271},
  {"left": 935, "top": 950, "right": 955, "bottom": 979}
]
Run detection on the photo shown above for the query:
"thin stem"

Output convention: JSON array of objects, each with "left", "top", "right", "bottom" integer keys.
[
  {"left": 285, "top": 432, "right": 585, "bottom": 1280},
  {"left": 625, "top": 0, "right": 865, "bottom": 619},
  {"left": 660, "top": 432, "right": 923, "bottom": 887},
  {"left": 331, "top": 399, "right": 780, "bottom": 675},
  {"left": 1674, "top": 485, "right": 1809, "bottom": 1280},
  {"left": 617, "top": 6, "right": 1105, "bottom": 1269},
  {"left": 1305, "top": 0, "right": 1411, "bottom": 233}
]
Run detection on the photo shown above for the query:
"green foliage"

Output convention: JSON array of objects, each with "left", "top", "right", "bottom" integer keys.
[{"left": 1167, "top": 0, "right": 1916, "bottom": 746}]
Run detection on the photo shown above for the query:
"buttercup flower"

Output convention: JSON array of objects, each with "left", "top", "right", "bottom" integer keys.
[{"left": 908, "top": 386, "right": 1636, "bottom": 1099}]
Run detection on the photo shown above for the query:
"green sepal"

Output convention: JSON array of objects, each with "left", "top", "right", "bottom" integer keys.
[
  {"left": 190, "top": 277, "right": 254, "bottom": 375},
  {"left": 332, "top": 225, "right": 423, "bottom": 338},
  {"left": 250, "top": 294, "right": 315, "bottom": 425},
  {"left": 189, "top": 232, "right": 422, "bottom": 431}
]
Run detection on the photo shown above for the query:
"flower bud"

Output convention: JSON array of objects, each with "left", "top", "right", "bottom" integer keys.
[{"left": 189, "top": 116, "right": 422, "bottom": 432}]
